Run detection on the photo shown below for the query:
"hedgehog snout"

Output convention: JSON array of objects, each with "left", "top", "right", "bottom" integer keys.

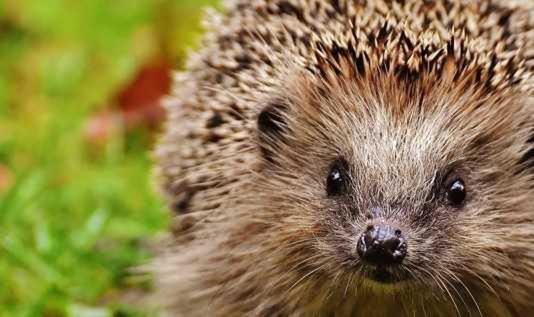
[{"left": 357, "top": 224, "right": 407, "bottom": 266}]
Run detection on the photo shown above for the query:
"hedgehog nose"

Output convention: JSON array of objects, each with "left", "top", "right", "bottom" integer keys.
[{"left": 357, "top": 225, "right": 407, "bottom": 266}]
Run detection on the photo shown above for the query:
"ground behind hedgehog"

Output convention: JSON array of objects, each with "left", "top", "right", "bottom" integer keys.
[{"left": 0, "top": 1, "right": 220, "bottom": 316}]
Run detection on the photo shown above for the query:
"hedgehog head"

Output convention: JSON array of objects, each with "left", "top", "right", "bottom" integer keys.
[{"left": 251, "top": 25, "right": 534, "bottom": 312}]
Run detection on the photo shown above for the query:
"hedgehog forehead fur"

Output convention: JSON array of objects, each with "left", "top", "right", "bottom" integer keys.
[
  {"left": 263, "top": 67, "right": 527, "bottom": 204},
  {"left": 155, "top": 0, "right": 534, "bottom": 316}
]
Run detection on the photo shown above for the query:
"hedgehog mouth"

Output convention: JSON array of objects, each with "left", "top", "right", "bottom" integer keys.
[{"left": 362, "top": 266, "right": 411, "bottom": 284}]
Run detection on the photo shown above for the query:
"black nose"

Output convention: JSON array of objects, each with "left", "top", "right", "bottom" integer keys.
[{"left": 357, "top": 225, "right": 407, "bottom": 266}]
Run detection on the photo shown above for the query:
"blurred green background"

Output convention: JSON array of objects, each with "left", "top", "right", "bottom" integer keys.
[{"left": 0, "top": 0, "right": 219, "bottom": 316}]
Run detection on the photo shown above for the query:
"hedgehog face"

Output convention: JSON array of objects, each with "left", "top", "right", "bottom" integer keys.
[{"left": 256, "top": 67, "right": 534, "bottom": 305}]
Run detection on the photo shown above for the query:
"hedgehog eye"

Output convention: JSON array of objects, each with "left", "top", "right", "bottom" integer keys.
[
  {"left": 326, "top": 159, "right": 349, "bottom": 197},
  {"left": 446, "top": 178, "right": 466, "bottom": 206}
]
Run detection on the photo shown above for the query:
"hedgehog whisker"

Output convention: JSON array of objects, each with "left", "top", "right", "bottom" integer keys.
[
  {"left": 435, "top": 271, "right": 461, "bottom": 317},
  {"left": 441, "top": 270, "right": 472, "bottom": 317},
  {"left": 419, "top": 268, "right": 450, "bottom": 309},
  {"left": 449, "top": 271, "right": 483, "bottom": 317},
  {"left": 459, "top": 265, "right": 499, "bottom": 299},
  {"left": 347, "top": 270, "right": 361, "bottom": 299},
  {"left": 286, "top": 262, "right": 329, "bottom": 294}
]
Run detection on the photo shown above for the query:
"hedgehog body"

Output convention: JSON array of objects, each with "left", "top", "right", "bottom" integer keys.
[{"left": 155, "top": 1, "right": 534, "bottom": 316}]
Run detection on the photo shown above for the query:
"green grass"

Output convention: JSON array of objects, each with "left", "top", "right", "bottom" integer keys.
[{"left": 0, "top": 0, "right": 219, "bottom": 316}]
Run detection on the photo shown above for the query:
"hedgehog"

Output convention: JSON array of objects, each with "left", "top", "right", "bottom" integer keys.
[{"left": 153, "top": 0, "right": 534, "bottom": 316}]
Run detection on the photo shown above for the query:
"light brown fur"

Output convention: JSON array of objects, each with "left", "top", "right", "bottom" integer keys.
[{"left": 154, "top": 0, "right": 534, "bottom": 316}]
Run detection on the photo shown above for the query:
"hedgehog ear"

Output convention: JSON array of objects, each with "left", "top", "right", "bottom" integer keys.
[
  {"left": 257, "top": 101, "right": 288, "bottom": 162},
  {"left": 519, "top": 133, "right": 534, "bottom": 173}
]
